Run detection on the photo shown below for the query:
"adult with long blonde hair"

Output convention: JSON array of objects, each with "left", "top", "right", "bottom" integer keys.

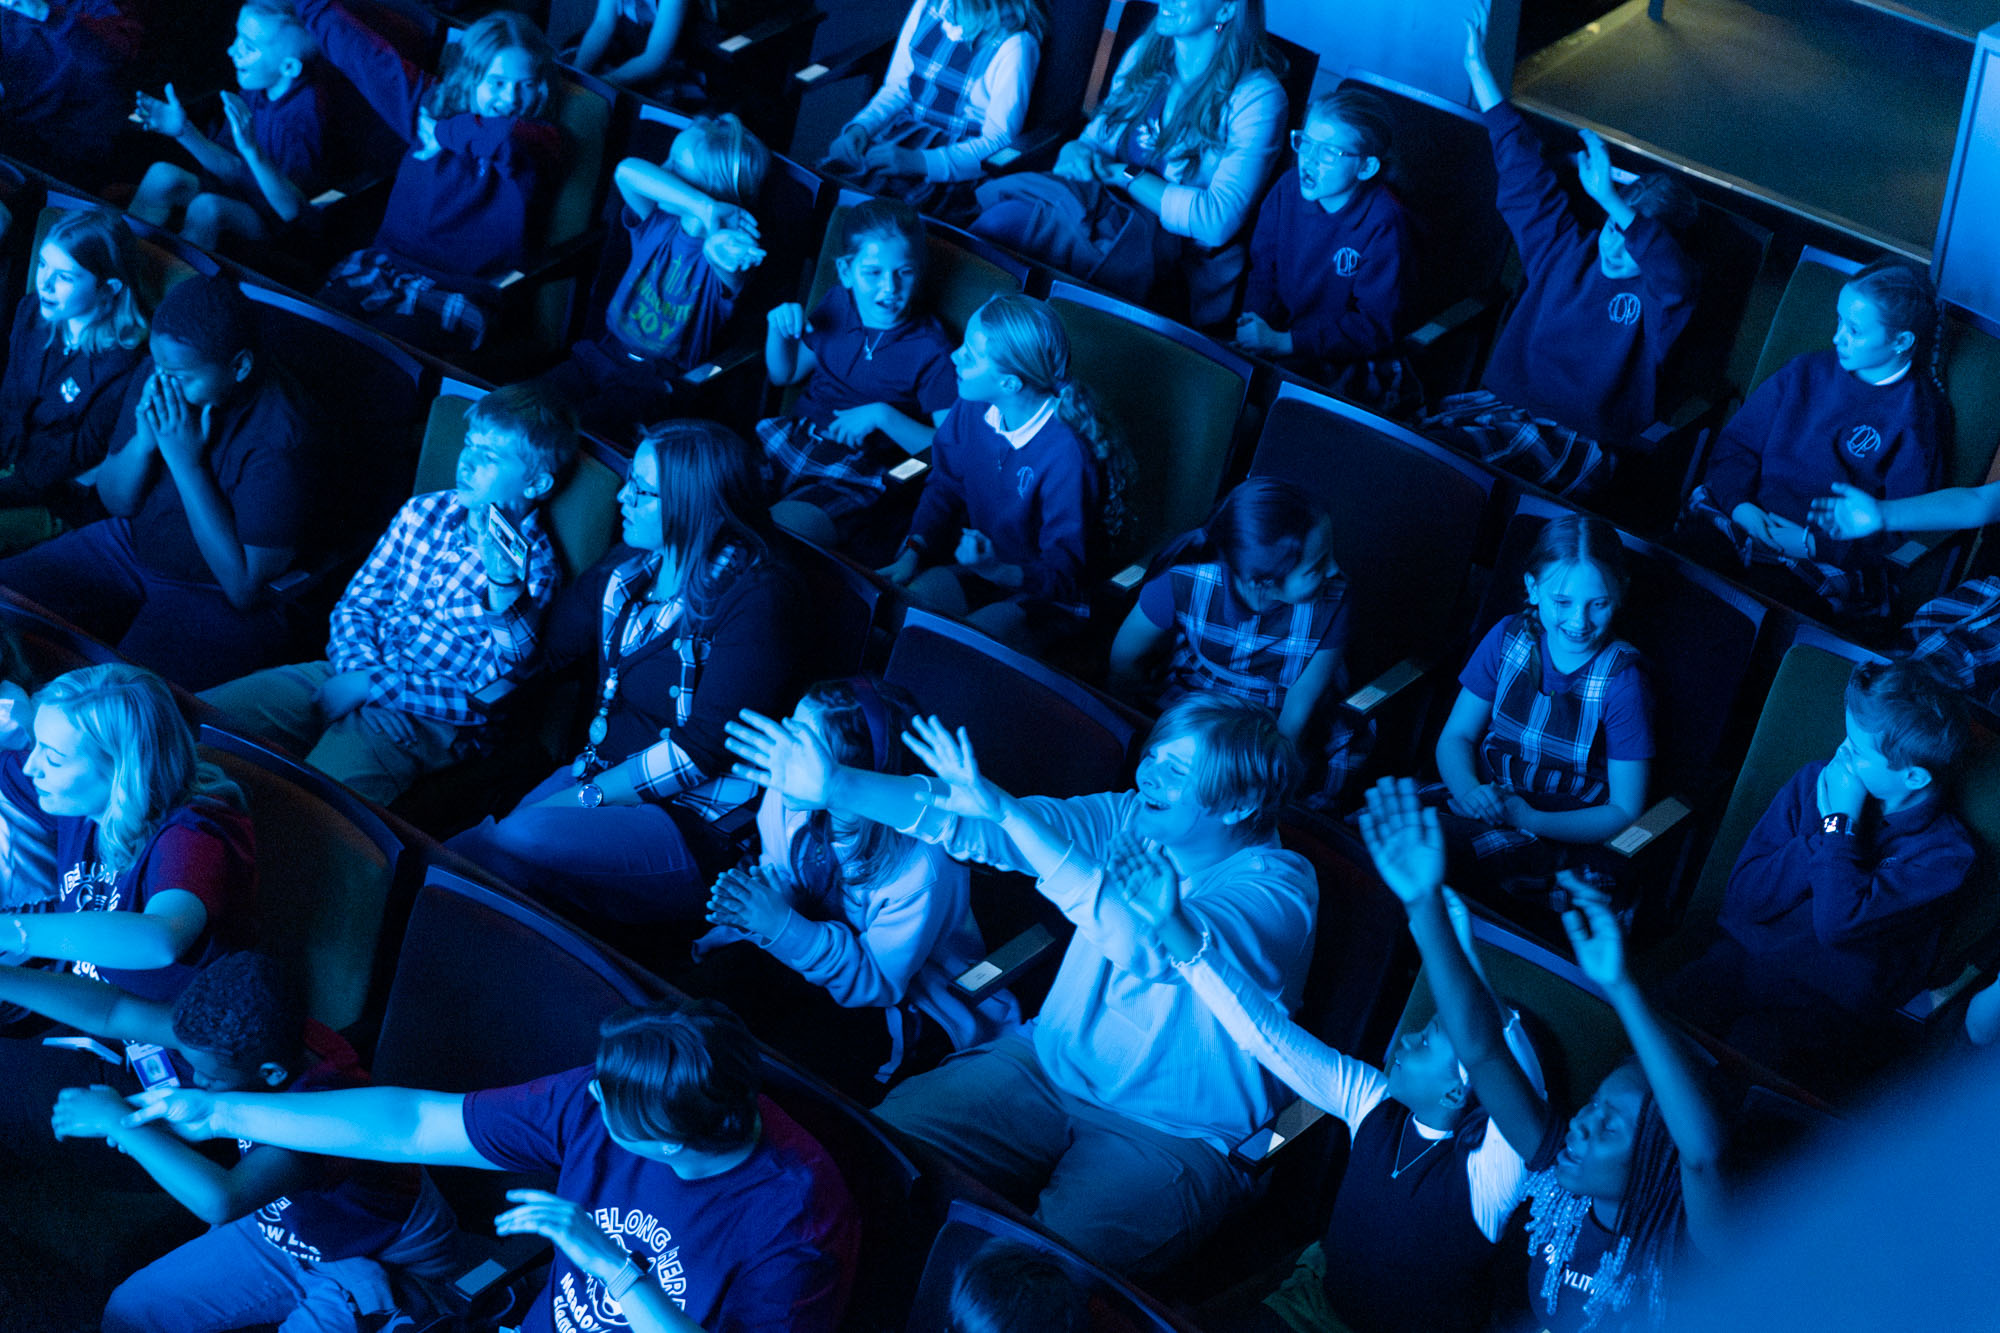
[
  {"left": 0, "top": 663, "right": 254, "bottom": 1175},
  {"left": 973, "top": 0, "right": 1286, "bottom": 326}
]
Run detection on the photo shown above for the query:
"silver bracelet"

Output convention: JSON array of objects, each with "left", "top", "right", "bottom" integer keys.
[{"left": 1172, "top": 923, "right": 1213, "bottom": 972}]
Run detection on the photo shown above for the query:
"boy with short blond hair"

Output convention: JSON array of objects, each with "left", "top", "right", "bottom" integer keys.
[
  {"left": 200, "top": 383, "right": 576, "bottom": 802},
  {"left": 131, "top": 0, "right": 331, "bottom": 249}
]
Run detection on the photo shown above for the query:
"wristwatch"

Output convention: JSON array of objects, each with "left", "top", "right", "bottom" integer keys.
[
  {"left": 578, "top": 782, "right": 604, "bottom": 809},
  {"left": 1117, "top": 163, "right": 1143, "bottom": 187},
  {"left": 1821, "top": 812, "right": 1852, "bottom": 836}
]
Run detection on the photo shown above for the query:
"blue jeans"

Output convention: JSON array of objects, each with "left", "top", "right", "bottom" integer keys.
[
  {"left": 0, "top": 518, "right": 286, "bottom": 690},
  {"left": 102, "top": 1172, "right": 460, "bottom": 1333},
  {"left": 446, "top": 768, "right": 706, "bottom": 923}
]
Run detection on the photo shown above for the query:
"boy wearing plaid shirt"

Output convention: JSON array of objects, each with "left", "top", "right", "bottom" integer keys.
[{"left": 200, "top": 385, "right": 576, "bottom": 802}]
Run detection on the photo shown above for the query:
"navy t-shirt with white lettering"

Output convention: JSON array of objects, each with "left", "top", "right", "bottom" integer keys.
[{"left": 461, "top": 1066, "right": 858, "bottom": 1333}]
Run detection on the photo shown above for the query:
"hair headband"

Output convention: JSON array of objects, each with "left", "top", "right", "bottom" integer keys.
[{"left": 844, "top": 675, "right": 892, "bottom": 772}]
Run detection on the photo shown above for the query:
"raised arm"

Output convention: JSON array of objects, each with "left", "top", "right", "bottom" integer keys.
[
  {"left": 1562, "top": 886, "right": 1727, "bottom": 1251},
  {"left": 56, "top": 1085, "right": 326, "bottom": 1225},
  {"left": 125, "top": 1083, "right": 495, "bottom": 1168},
  {"left": 292, "top": 0, "right": 428, "bottom": 141},
  {"left": 1361, "top": 779, "right": 1553, "bottom": 1155}
]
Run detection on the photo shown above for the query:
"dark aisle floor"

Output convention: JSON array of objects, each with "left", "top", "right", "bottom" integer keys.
[{"left": 1513, "top": 0, "right": 1975, "bottom": 254}]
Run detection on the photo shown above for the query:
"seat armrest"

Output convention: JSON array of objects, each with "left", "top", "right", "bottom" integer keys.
[
  {"left": 1627, "top": 395, "right": 1715, "bottom": 458},
  {"left": 952, "top": 923, "right": 1056, "bottom": 1005},
  {"left": 1406, "top": 296, "right": 1494, "bottom": 350},
  {"left": 792, "top": 32, "right": 892, "bottom": 88},
  {"left": 1229, "top": 1097, "right": 1328, "bottom": 1172},
  {"left": 679, "top": 338, "right": 767, "bottom": 387},
  {"left": 1900, "top": 962, "right": 1985, "bottom": 1023},
  {"left": 710, "top": 4, "right": 822, "bottom": 61},
  {"left": 450, "top": 1231, "right": 551, "bottom": 1306},
  {"left": 1604, "top": 795, "right": 1693, "bottom": 859},
  {"left": 1341, "top": 658, "right": 1429, "bottom": 718},
  {"left": 983, "top": 123, "right": 1068, "bottom": 173},
  {"left": 1887, "top": 537, "right": 1933, "bottom": 570}
]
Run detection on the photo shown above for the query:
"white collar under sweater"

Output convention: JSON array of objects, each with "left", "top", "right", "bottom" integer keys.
[{"left": 984, "top": 397, "right": 1056, "bottom": 450}]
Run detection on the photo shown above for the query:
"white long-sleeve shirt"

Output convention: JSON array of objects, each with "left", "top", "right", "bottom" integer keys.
[
  {"left": 846, "top": 0, "right": 1040, "bottom": 182},
  {"left": 1078, "top": 41, "right": 1287, "bottom": 248},
  {"left": 910, "top": 791, "right": 1317, "bottom": 1153}
]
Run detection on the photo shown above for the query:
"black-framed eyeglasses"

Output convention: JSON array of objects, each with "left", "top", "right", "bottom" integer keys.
[{"left": 1289, "top": 130, "right": 1367, "bottom": 163}]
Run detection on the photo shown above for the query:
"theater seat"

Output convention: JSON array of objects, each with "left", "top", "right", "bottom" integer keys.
[
  {"left": 906, "top": 1198, "right": 1200, "bottom": 1333},
  {"left": 197, "top": 725, "right": 411, "bottom": 1034}
]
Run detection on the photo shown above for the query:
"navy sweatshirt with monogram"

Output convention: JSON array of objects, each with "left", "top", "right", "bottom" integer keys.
[
  {"left": 1700, "top": 349, "right": 1942, "bottom": 566},
  {"left": 1243, "top": 177, "right": 1412, "bottom": 366},
  {"left": 1478, "top": 104, "right": 1697, "bottom": 446}
]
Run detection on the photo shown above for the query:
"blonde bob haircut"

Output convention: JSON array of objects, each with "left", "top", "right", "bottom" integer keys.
[{"left": 34, "top": 665, "right": 243, "bottom": 876}]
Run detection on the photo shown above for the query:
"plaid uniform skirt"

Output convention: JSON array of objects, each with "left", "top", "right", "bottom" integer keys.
[
  {"left": 756, "top": 416, "right": 895, "bottom": 529},
  {"left": 1425, "top": 390, "right": 1612, "bottom": 500},
  {"left": 320, "top": 249, "right": 490, "bottom": 353},
  {"left": 1906, "top": 575, "right": 2000, "bottom": 705},
  {"left": 822, "top": 121, "right": 982, "bottom": 225},
  {"left": 1681, "top": 483, "right": 1888, "bottom": 620}
]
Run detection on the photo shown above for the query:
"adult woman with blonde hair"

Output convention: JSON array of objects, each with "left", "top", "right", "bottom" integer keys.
[
  {"left": 0, "top": 663, "right": 255, "bottom": 1177},
  {"left": 972, "top": 0, "right": 1287, "bottom": 325}
]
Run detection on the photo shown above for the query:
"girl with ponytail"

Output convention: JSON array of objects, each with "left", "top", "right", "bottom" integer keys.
[
  {"left": 880, "top": 295, "right": 1131, "bottom": 650},
  {"left": 1683, "top": 257, "right": 1946, "bottom": 625}
]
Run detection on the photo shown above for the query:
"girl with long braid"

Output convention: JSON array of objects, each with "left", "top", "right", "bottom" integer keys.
[
  {"left": 879, "top": 295, "right": 1130, "bottom": 649},
  {"left": 1360, "top": 778, "right": 1725, "bottom": 1332}
]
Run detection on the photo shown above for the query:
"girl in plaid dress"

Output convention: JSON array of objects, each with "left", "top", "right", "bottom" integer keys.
[
  {"left": 821, "top": 0, "right": 1044, "bottom": 221},
  {"left": 1109, "top": 477, "right": 1367, "bottom": 807},
  {"left": 760, "top": 200, "right": 957, "bottom": 548},
  {"left": 1432, "top": 514, "right": 1653, "bottom": 897},
  {"left": 1682, "top": 260, "right": 1945, "bottom": 627}
]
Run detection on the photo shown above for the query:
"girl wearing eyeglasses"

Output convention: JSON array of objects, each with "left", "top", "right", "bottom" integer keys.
[{"left": 1234, "top": 87, "right": 1416, "bottom": 413}]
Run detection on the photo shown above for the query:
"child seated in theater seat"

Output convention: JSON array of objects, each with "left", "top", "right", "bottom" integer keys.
[
  {"left": 1666, "top": 658, "right": 1974, "bottom": 1092},
  {"left": 758, "top": 198, "right": 957, "bottom": 549},
  {"left": 200, "top": 384, "right": 575, "bottom": 806},
  {"left": 130, "top": 0, "right": 331, "bottom": 251},
  {"left": 539, "top": 114, "right": 770, "bottom": 442},
  {"left": 0, "top": 953, "right": 460, "bottom": 1331},
  {"left": 1426, "top": 10, "right": 1697, "bottom": 500}
]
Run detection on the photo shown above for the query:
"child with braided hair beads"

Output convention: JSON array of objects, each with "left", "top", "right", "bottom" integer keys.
[
  {"left": 1120, "top": 788, "right": 1544, "bottom": 1333},
  {"left": 760, "top": 199, "right": 957, "bottom": 548},
  {"left": 879, "top": 295, "right": 1130, "bottom": 650},
  {"left": 1366, "top": 779, "right": 1725, "bottom": 1333},
  {"left": 1110, "top": 477, "right": 1364, "bottom": 807},
  {"left": 1682, "top": 259, "right": 1944, "bottom": 625}
]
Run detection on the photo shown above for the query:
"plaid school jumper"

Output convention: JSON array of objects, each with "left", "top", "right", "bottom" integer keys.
[
  {"left": 841, "top": 0, "right": 997, "bottom": 215},
  {"left": 1468, "top": 616, "right": 1641, "bottom": 859},
  {"left": 1159, "top": 562, "right": 1370, "bottom": 805},
  {"left": 1907, "top": 575, "right": 2000, "bottom": 707}
]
